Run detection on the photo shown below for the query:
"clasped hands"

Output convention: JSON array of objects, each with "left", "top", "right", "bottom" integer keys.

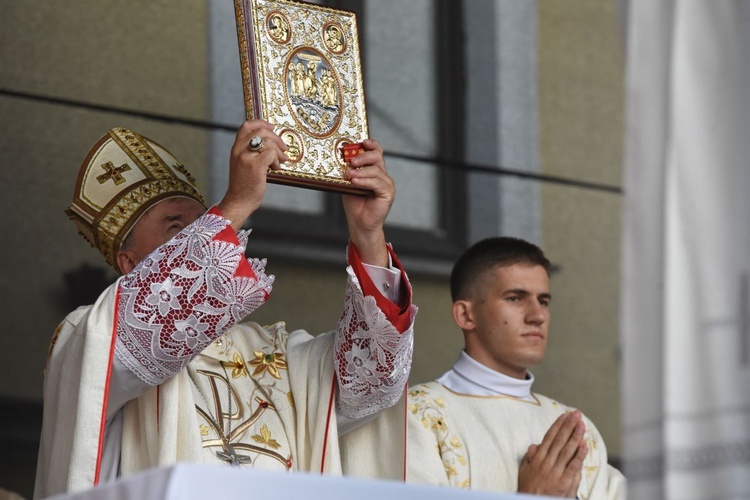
[{"left": 517, "top": 411, "right": 589, "bottom": 498}]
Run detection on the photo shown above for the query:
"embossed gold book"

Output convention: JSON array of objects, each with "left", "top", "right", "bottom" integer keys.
[{"left": 234, "top": 0, "right": 369, "bottom": 195}]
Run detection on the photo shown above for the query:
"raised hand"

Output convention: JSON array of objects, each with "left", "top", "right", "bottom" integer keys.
[
  {"left": 218, "top": 120, "right": 288, "bottom": 231},
  {"left": 342, "top": 138, "right": 395, "bottom": 267}
]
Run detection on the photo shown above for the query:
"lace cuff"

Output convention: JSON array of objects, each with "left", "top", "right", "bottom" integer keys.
[
  {"left": 114, "top": 211, "right": 274, "bottom": 386},
  {"left": 334, "top": 267, "right": 416, "bottom": 419}
]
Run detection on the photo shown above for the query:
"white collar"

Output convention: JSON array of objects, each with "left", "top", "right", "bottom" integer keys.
[{"left": 436, "top": 351, "right": 535, "bottom": 400}]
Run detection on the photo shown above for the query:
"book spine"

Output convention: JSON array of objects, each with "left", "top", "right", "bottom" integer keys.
[
  {"left": 247, "top": 0, "right": 263, "bottom": 118},
  {"left": 233, "top": 0, "right": 262, "bottom": 120}
]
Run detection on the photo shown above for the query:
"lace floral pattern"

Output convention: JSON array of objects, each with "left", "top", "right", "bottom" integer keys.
[
  {"left": 334, "top": 267, "right": 415, "bottom": 419},
  {"left": 114, "top": 211, "right": 274, "bottom": 386}
]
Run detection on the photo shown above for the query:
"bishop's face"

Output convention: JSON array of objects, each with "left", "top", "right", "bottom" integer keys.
[
  {"left": 117, "top": 197, "right": 205, "bottom": 274},
  {"left": 458, "top": 263, "right": 551, "bottom": 379}
]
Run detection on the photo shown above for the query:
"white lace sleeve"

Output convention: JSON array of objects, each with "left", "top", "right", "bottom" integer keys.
[
  {"left": 334, "top": 267, "right": 416, "bottom": 419},
  {"left": 114, "top": 210, "right": 274, "bottom": 386}
]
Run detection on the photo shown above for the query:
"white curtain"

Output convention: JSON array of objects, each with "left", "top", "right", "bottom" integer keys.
[{"left": 621, "top": 1, "right": 750, "bottom": 499}]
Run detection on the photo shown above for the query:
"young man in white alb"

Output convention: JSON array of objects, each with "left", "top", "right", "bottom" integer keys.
[{"left": 407, "top": 237, "right": 624, "bottom": 499}]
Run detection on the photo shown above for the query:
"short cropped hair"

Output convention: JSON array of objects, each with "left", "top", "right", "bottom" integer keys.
[{"left": 450, "top": 237, "right": 551, "bottom": 301}]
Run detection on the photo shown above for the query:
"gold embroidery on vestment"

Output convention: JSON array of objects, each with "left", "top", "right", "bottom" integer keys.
[
  {"left": 428, "top": 415, "right": 448, "bottom": 433},
  {"left": 251, "top": 423, "right": 282, "bottom": 450},
  {"left": 287, "top": 391, "right": 295, "bottom": 408},
  {"left": 410, "top": 386, "right": 469, "bottom": 487},
  {"left": 249, "top": 350, "right": 288, "bottom": 379},
  {"left": 45, "top": 323, "right": 64, "bottom": 375},
  {"left": 195, "top": 369, "right": 290, "bottom": 468},
  {"left": 222, "top": 352, "right": 249, "bottom": 378}
]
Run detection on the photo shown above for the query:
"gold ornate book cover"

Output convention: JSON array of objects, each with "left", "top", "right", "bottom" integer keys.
[{"left": 234, "top": 0, "right": 370, "bottom": 195}]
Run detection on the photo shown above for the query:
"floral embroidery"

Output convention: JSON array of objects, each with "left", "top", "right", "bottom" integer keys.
[
  {"left": 114, "top": 210, "right": 273, "bottom": 386},
  {"left": 444, "top": 463, "right": 458, "bottom": 477},
  {"left": 581, "top": 432, "right": 600, "bottom": 492},
  {"left": 409, "top": 385, "right": 470, "bottom": 488},
  {"left": 248, "top": 351, "right": 288, "bottom": 379},
  {"left": 251, "top": 424, "right": 282, "bottom": 450},
  {"left": 172, "top": 314, "right": 211, "bottom": 349},
  {"left": 138, "top": 251, "right": 165, "bottom": 280},
  {"left": 146, "top": 277, "right": 183, "bottom": 316},
  {"left": 428, "top": 415, "right": 448, "bottom": 433},
  {"left": 170, "top": 239, "right": 244, "bottom": 301},
  {"left": 221, "top": 352, "right": 248, "bottom": 378},
  {"left": 344, "top": 344, "right": 381, "bottom": 386},
  {"left": 203, "top": 240, "right": 244, "bottom": 280},
  {"left": 334, "top": 266, "right": 416, "bottom": 419},
  {"left": 409, "top": 388, "right": 427, "bottom": 398}
]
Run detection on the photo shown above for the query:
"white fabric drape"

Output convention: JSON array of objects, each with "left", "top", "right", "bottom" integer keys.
[{"left": 622, "top": 1, "right": 750, "bottom": 499}]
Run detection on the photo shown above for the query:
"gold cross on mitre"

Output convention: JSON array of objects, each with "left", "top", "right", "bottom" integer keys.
[{"left": 96, "top": 161, "right": 131, "bottom": 185}]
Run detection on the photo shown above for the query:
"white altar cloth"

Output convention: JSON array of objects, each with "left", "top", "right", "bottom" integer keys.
[{"left": 46, "top": 463, "right": 554, "bottom": 500}]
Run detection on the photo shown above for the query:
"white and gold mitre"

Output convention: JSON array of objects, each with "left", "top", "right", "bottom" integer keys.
[{"left": 65, "top": 127, "right": 206, "bottom": 270}]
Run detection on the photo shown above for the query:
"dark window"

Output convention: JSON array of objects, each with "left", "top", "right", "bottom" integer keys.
[{"left": 249, "top": 0, "right": 467, "bottom": 268}]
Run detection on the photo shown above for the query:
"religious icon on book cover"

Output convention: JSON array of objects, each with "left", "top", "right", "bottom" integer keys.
[
  {"left": 267, "top": 12, "right": 291, "bottom": 44},
  {"left": 285, "top": 48, "right": 342, "bottom": 137},
  {"left": 234, "top": 0, "right": 370, "bottom": 195},
  {"left": 323, "top": 23, "right": 347, "bottom": 54}
]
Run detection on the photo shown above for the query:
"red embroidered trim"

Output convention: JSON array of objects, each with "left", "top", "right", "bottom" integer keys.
[
  {"left": 402, "top": 384, "right": 408, "bottom": 481},
  {"left": 208, "top": 206, "right": 255, "bottom": 283},
  {"left": 321, "top": 374, "right": 337, "bottom": 474},
  {"left": 347, "top": 243, "right": 412, "bottom": 333},
  {"left": 94, "top": 287, "right": 121, "bottom": 485}
]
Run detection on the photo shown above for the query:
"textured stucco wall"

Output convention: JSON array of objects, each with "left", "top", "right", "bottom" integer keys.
[
  {"left": 536, "top": 0, "right": 625, "bottom": 456},
  {"left": 0, "top": 1, "right": 210, "bottom": 401}
]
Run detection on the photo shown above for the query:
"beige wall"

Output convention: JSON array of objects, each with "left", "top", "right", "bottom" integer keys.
[
  {"left": 0, "top": 3, "right": 212, "bottom": 495},
  {"left": 537, "top": 0, "right": 625, "bottom": 456},
  {"left": 1, "top": 1, "right": 210, "bottom": 401}
]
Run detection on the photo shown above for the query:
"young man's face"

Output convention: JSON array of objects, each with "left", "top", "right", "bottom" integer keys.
[
  {"left": 117, "top": 197, "right": 205, "bottom": 274},
  {"left": 459, "top": 263, "right": 551, "bottom": 379}
]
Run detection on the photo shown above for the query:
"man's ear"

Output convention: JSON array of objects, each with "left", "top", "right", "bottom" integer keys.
[
  {"left": 452, "top": 300, "right": 475, "bottom": 331},
  {"left": 116, "top": 250, "right": 138, "bottom": 275}
]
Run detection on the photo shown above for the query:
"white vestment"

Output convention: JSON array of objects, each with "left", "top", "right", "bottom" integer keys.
[
  {"left": 35, "top": 209, "right": 416, "bottom": 498},
  {"left": 406, "top": 354, "right": 625, "bottom": 499}
]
